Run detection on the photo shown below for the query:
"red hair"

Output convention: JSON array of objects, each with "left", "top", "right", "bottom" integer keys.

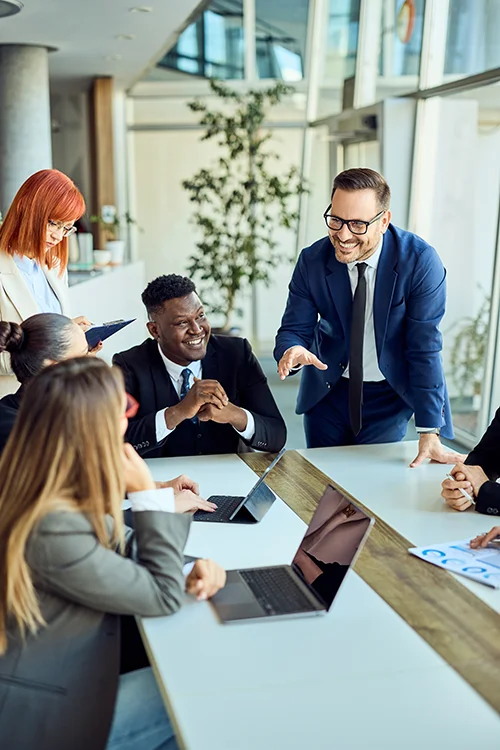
[{"left": 0, "top": 169, "right": 85, "bottom": 274}]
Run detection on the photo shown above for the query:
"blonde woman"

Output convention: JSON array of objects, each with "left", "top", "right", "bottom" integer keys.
[{"left": 0, "top": 357, "right": 225, "bottom": 750}]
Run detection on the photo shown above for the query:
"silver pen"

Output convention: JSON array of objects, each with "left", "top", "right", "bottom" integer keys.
[{"left": 445, "top": 473, "right": 475, "bottom": 504}]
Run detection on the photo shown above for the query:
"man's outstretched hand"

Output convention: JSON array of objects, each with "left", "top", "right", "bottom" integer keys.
[
  {"left": 277, "top": 345, "right": 327, "bottom": 380},
  {"left": 410, "top": 433, "right": 467, "bottom": 468}
]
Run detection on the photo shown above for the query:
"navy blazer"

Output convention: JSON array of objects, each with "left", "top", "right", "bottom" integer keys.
[
  {"left": 274, "top": 224, "right": 453, "bottom": 438},
  {"left": 114, "top": 335, "right": 286, "bottom": 457}
]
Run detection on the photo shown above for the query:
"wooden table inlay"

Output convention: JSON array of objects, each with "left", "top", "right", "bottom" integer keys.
[{"left": 241, "top": 449, "right": 500, "bottom": 715}]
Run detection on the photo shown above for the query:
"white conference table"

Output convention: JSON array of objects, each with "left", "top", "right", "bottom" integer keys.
[
  {"left": 140, "top": 449, "right": 500, "bottom": 750},
  {"left": 298, "top": 441, "right": 500, "bottom": 613}
]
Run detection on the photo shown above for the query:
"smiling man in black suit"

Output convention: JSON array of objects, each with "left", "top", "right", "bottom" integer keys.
[{"left": 113, "top": 274, "right": 286, "bottom": 457}]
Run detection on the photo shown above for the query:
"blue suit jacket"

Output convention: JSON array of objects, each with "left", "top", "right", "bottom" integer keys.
[{"left": 274, "top": 224, "right": 453, "bottom": 439}]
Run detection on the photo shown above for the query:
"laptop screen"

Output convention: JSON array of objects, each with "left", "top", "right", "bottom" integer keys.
[{"left": 291, "top": 484, "right": 373, "bottom": 610}]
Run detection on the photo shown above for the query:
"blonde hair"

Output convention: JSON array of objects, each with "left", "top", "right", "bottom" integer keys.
[{"left": 0, "top": 358, "right": 126, "bottom": 654}]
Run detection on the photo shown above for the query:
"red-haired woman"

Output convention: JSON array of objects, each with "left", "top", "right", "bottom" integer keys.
[{"left": 0, "top": 169, "right": 94, "bottom": 396}]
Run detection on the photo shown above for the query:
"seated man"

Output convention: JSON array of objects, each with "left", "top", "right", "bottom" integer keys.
[
  {"left": 441, "top": 408, "right": 500, "bottom": 515},
  {"left": 113, "top": 274, "right": 286, "bottom": 457}
]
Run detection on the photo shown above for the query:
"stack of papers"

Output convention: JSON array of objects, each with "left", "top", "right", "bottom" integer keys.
[{"left": 409, "top": 539, "right": 500, "bottom": 588}]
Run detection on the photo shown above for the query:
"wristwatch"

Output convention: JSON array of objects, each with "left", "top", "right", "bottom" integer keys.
[{"left": 416, "top": 427, "right": 440, "bottom": 435}]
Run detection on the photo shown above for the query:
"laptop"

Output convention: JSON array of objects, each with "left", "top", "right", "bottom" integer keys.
[
  {"left": 193, "top": 448, "right": 286, "bottom": 524},
  {"left": 210, "top": 483, "right": 374, "bottom": 623}
]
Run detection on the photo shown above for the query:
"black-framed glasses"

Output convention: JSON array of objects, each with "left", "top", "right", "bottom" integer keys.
[{"left": 323, "top": 208, "right": 386, "bottom": 235}]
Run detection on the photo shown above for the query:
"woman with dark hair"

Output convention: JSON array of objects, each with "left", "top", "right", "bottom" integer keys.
[
  {"left": 0, "top": 313, "right": 89, "bottom": 453},
  {"left": 0, "top": 314, "right": 217, "bottom": 517},
  {"left": 0, "top": 169, "right": 96, "bottom": 396},
  {"left": 0, "top": 357, "right": 226, "bottom": 750}
]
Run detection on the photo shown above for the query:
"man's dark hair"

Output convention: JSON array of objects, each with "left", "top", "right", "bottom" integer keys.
[
  {"left": 141, "top": 274, "right": 197, "bottom": 317},
  {"left": 331, "top": 168, "right": 391, "bottom": 210}
]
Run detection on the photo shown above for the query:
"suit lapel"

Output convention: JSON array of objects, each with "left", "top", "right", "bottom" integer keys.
[
  {"left": 200, "top": 337, "right": 218, "bottom": 380},
  {"left": 374, "top": 232, "right": 398, "bottom": 356},
  {"left": 0, "top": 253, "right": 39, "bottom": 320},
  {"left": 325, "top": 253, "right": 353, "bottom": 338},
  {"left": 147, "top": 340, "right": 179, "bottom": 408}
]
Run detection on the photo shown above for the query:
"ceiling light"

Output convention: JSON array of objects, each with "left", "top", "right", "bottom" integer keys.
[
  {"left": 115, "top": 33, "right": 136, "bottom": 40},
  {"left": 0, "top": 0, "right": 23, "bottom": 18},
  {"left": 129, "top": 6, "right": 153, "bottom": 13}
]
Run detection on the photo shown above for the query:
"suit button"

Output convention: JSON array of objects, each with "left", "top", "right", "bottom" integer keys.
[
  {"left": 197, "top": 434, "right": 202, "bottom": 439},
  {"left": 487, "top": 507, "right": 499, "bottom": 515},
  {"left": 197, "top": 451, "right": 202, "bottom": 455},
  {"left": 326, "top": 382, "right": 331, "bottom": 389}
]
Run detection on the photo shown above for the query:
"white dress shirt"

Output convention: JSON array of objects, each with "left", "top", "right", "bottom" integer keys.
[
  {"left": 13, "top": 255, "right": 62, "bottom": 314},
  {"left": 155, "top": 344, "right": 255, "bottom": 443},
  {"left": 125, "top": 488, "right": 195, "bottom": 574},
  {"left": 127, "top": 486, "right": 175, "bottom": 512},
  {"left": 342, "top": 236, "right": 385, "bottom": 382}
]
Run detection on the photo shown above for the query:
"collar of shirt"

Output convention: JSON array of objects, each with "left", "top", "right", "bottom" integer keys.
[
  {"left": 13, "top": 254, "right": 38, "bottom": 275},
  {"left": 347, "top": 234, "right": 384, "bottom": 273},
  {"left": 157, "top": 343, "right": 203, "bottom": 384}
]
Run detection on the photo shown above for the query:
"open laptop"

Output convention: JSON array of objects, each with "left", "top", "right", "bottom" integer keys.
[
  {"left": 210, "top": 483, "right": 374, "bottom": 622},
  {"left": 193, "top": 448, "right": 286, "bottom": 524}
]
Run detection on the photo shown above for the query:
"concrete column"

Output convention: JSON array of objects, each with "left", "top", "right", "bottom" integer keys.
[{"left": 0, "top": 45, "right": 52, "bottom": 213}]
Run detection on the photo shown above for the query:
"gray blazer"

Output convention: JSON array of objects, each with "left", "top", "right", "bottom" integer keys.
[{"left": 0, "top": 508, "right": 191, "bottom": 750}]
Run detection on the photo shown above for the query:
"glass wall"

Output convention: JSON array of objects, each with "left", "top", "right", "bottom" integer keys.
[
  {"left": 157, "top": 0, "right": 245, "bottom": 80},
  {"left": 255, "top": 0, "right": 309, "bottom": 81},
  {"left": 411, "top": 82, "right": 500, "bottom": 443},
  {"left": 376, "top": 0, "right": 426, "bottom": 100},
  {"left": 444, "top": 0, "right": 500, "bottom": 81},
  {"left": 317, "top": 0, "right": 361, "bottom": 118}
]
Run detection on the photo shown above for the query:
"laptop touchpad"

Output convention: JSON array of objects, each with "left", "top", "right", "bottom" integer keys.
[{"left": 211, "top": 574, "right": 264, "bottom": 621}]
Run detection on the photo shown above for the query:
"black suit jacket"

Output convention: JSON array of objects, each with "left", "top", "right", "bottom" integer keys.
[
  {"left": 0, "top": 386, "right": 22, "bottom": 456},
  {"left": 465, "top": 407, "right": 500, "bottom": 516},
  {"left": 113, "top": 335, "right": 286, "bottom": 458}
]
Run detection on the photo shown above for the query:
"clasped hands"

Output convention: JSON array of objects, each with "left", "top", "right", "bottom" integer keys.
[
  {"left": 441, "top": 462, "right": 489, "bottom": 511},
  {"left": 165, "top": 377, "right": 248, "bottom": 432}
]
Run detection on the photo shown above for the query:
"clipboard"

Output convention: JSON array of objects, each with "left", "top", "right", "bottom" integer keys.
[{"left": 85, "top": 319, "right": 136, "bottom": 349}]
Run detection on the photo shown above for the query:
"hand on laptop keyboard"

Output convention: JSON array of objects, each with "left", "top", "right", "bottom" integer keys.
[{"left": 174, "top": 490, "right": 218, "bottom": 515}]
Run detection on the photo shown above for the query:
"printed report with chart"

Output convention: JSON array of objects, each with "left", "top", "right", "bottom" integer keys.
[{"left": 409, "top": 539, "right": 500, "bottom": 588}]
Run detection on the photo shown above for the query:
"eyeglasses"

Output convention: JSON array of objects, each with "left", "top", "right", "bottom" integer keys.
[
  {"left": 125, "top": 393, "right": 139, "bottom": 419},
  {"left": 47, "top": 219, "right": 77, "bottom": 238},
  {"left": 323, "top": 208, "right": 386, "bottom": 236}
]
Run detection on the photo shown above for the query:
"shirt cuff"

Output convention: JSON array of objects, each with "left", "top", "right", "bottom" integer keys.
[
  {"left": 234, "top": 408, "right": 255, "bottom": 440},
  {"left": 128, "top": 487, "right": 175, "bottom": 513},
  {"left": 155, "top": 408, "right": 175, "bottom": 442},
  {"left": 415, "top": 427, "right": 440, "bottom": 434}
]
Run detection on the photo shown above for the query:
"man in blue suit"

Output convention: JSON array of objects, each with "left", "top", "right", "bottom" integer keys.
[{"left": 275, "top": 168, "right": 464, "bottom": 468}]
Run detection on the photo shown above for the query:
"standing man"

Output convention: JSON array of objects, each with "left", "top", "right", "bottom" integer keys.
[{"left": 275, "top": 168, "right": 463, "bottom": 467}]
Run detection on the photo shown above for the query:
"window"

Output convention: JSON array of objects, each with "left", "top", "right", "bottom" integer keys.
[
  {"left": 158, "top": 0, "right": 245, "bottom": 80},
  {"left": 255, "top": 0, "right": 309, "bottom": 81}
]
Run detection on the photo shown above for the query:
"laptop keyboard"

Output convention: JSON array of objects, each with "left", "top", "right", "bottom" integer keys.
[
  {"left": 240, "top": 567, "right": 315, "bottom": 616},
  {"left": 193, "top": 495, "right": 244, "bottom": 523}
]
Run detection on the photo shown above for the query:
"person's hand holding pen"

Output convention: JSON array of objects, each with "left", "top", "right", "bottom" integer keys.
[{"left": 441, "top": 463, "right": 490, "bottom": 511}]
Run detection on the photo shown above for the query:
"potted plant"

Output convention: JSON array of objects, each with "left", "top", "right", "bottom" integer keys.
[
  {"left": 182, "top": 79, "right": 308, "bottom": 332},
  {"left": 448, "top": 293, "right": 490, "bottom": 411},
  {"left": 90, "top": 209, "right": 138, "bottom": 265}
]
